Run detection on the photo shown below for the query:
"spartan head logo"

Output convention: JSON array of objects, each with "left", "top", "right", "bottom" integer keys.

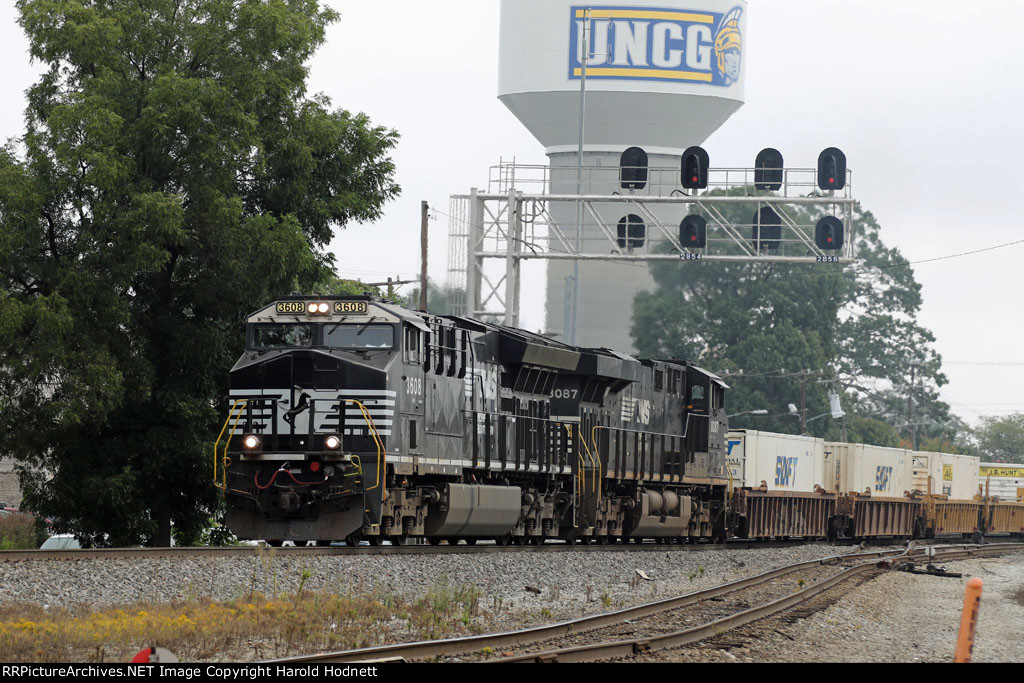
[{"left": 714, "top": 6, "right": 744, "bottom": 85}]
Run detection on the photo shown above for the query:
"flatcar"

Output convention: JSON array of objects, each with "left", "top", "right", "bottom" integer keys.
[{"left": 215, "top": 295, "right": 732, "bottom": 546}]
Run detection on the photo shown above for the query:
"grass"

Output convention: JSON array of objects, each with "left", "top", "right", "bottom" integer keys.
[
  {"left": 0, "top": 513, "right": 43, "bottom": 550},
  {"left": 0, "top": 576, "right": 492, "bottom": 663}
]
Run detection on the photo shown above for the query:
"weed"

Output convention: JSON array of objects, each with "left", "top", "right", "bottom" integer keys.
[
  {"left": 599, "top": 591, "right": 612, "bottom": 608},
  {"left": 0, "top": 578, "right": 494, "bottom": 663},
  {"left": 0, "top": 514, "right": 40, "bottom": 550}
]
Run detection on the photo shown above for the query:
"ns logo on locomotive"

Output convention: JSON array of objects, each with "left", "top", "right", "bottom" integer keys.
[
  {"left": 216, "top": 295, "right": 733, "bottom": 546},
  {"left": 569, "top": 5, "right": 743, "bottom": 86}
]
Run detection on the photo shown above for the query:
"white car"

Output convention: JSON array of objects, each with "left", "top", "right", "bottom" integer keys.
[{"left": 40, "top": 535, "right": 81, "bottom": 550}]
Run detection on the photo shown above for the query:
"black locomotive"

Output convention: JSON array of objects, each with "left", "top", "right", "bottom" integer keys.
[{"left": 217, "top": 295, "right": 732, "bottom": 546}]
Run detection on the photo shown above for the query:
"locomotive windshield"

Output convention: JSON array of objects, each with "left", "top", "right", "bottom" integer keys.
[
  {"left": 251, "top": 324, "right": 313, "bottom": 350},
  {"left": 325, "top": 324, "right": 394, "bottom": 349}
]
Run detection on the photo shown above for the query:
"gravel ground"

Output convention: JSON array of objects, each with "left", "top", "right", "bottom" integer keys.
[
  {"left": 0, "top": 544, "right": 869, "bottom": 629},
  {"left": 656, "top": 552, "right": 1024, "bottom": 663}
]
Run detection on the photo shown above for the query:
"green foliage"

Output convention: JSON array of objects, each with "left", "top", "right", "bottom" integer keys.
[
  {"left": 971, "top": 414, "right": 1024, "bottom": 464},
  {"left": 323, "top": 277, "right": 402, "bottom": 305},
  {"left": 632, "top": 189, "right": 954, "bottom": 445},
  {"left": 0, "top": 0, "right": 400, "bottom": 547}
]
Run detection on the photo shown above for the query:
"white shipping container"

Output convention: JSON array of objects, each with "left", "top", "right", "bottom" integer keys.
[
  {"left": 980, "top": 464, "right": 1024, "bottom": 501},
  {"left": 825, "top": 443, "right": 913, "bottom": 497},
  {"left": 727, "top": 431, "right": 825, "bottom": 493},
  {"left": 911, "top": 451, "right": 981, "bottom": 500}
]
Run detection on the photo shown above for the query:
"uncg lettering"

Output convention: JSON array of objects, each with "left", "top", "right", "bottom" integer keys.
[
  {"left": 574, "top": 19, "right": 714, "bottom": 71},
  {"left": 775, "top": 457, "right": 798, "bottom": 488}
]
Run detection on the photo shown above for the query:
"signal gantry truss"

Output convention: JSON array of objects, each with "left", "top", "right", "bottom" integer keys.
[{"left": 446, "top": 160, "right": 857, "bottom": 326}]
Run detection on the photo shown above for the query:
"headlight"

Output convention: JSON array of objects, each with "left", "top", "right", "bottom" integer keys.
[
  {"left": 325, "top": 435, "right": 341, "bottom": 450},
  {"left": 243, "top": 435, "right": 261, "bottom": 450},
  {"left": 317, "top": 303, "right": 330, "bottom": 314}
]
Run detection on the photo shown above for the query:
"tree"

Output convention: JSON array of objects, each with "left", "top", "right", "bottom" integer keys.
[
  {"left": 632, "top": 189, "right": 955, "bottom": 445},
  {"left": 0, "top": 0, "right": 400, "bottom": 547},
  {"left": 971, "top": 414, "right": 1024, "bottom": 464}
]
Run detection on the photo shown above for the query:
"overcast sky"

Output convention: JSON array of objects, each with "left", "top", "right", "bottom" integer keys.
[{"left": 1, "top": 1, "right": 1022, "bottom": 426}]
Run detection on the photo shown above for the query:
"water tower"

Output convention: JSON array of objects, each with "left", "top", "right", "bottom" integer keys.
[{"left": 498, "top": 0, "right": 748, "bottom": 351}]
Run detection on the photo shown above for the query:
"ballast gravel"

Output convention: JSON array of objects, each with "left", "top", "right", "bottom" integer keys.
[
  {"left": 656, "top": 552, "right": 1024, "bottom": 664},
  {"left": 0, "top": 544, "right": 865, "bottom": 630}
]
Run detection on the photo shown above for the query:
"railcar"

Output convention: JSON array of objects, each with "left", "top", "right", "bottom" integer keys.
[{"left": 215, "top": 295, "right": 732, "bottom": 546}]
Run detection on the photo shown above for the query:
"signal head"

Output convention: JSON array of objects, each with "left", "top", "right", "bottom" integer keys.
[
  {"left": 681, "top": 146, "right": 710, "bottom": 190},
  {"left": 818, "top": 148, "right": 847, "bottom": 191}
]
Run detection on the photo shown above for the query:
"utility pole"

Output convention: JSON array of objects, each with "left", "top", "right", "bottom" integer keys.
[
  {"left": 790, "top": 370, "right": 827, "bottom": 435},
  {"left": 420, "top": 201, "right": 429, "bottom": 311},
  {"left": 569, "top": 7, "right": 591, "bottom": 346},
  {"left": 366, "top": 277, "right": 419, "bottom": 300}
]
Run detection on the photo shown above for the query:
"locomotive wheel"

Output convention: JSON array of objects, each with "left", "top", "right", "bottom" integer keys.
[
  {"left": 367, "top": 536, "right": 384, "bottom": 547},
  {"left": 495, "top": 535, "right": 512, "bottom": 546},
  {"left": 464, "top": 538, "right": 477, "bottom": 546},
  {"left": 512, "top": 536, "right": 526, "bottom": 546},
  {"left": 316, "top": 540, "right": 333, "bottom": 547},
  {"left": 267, "top": 540, "right": 283, "bottom": 548},
  {"left": 428, "top": 537, "right": 442, "bottom": 546},
  {"left": 446, "top": 537, "right": 461, "bottom": 546},
  {"left": 528, "top": 536, "right": 542, "bottom": 546},
  {"left": 606, "top": 535, "right": 618, "bottom": 545},
  {"left": 595, "top": 535, "right": 607, "bottom": 546},
  {"left": 390, "top": 536, "right": 407, "bottom": 547}
]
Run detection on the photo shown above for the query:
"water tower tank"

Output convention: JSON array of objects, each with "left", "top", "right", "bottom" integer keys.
[{"left": 498, "top": 0, "right": 747, "bottom": 351}]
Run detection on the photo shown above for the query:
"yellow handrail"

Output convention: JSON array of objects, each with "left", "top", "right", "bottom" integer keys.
[
  {"left": 213, "top": 399, "right": 249, "bottom": 491},
  {"left": 338, "top": 399, "right": 386, "bottom": 506},
  {"left": 577, "top": 426, "right": 600, "bottom": 496}
]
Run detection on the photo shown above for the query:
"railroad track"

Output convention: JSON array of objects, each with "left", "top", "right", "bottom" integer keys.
[
  {"left": 266, "top": 542, "right": 1024, "bottom": 665},
  {"left": 0, "top": 538, "right": 873, "bottom": 562}
]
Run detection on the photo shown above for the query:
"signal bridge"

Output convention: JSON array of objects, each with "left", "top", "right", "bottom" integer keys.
[{"left": 446, "top": 154, "right": 857, "bottom": 328}]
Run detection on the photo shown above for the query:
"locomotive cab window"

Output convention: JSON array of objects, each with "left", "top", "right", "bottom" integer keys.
[
  {"left": 325, "top": 324, "right": 394, "bottom": 349},
  {"left": 250, "top": 324, "right": 313, "bottom": 350},
  {"left": 403, "top": 324, "right": 422, "bottom": 363},
  {"left": 690, "top": 384, "right": 706, "bottom": 412}
]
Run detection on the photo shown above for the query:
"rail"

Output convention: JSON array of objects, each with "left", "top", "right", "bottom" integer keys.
[{"left": 265, "top": 543, "right": 1018, "bottom": 665}]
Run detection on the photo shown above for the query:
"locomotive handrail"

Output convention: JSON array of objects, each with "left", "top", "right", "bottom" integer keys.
[
  {"left": 563, "top": 423, "right": 585, "bottom": 529},
  {"left": 578, "top": 426, "right": 601, "bottom": 497},
  {"left": 590, "top": 425, "right": 609, "bottom": 498},
  {"left": 213, "top": 399, "right": 250, "bottom": 491},
  {"left": 336, "top": 399, "right": 386, "bottom": 506}
]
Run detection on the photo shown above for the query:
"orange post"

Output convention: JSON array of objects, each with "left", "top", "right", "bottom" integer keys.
[{"left": 954, "top": 577, "right": 983, "bottom": 663}]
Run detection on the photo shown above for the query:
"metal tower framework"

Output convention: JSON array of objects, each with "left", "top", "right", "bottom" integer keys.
[{"left": 446, "top": 161, "right": 858, "bottom": 327}]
